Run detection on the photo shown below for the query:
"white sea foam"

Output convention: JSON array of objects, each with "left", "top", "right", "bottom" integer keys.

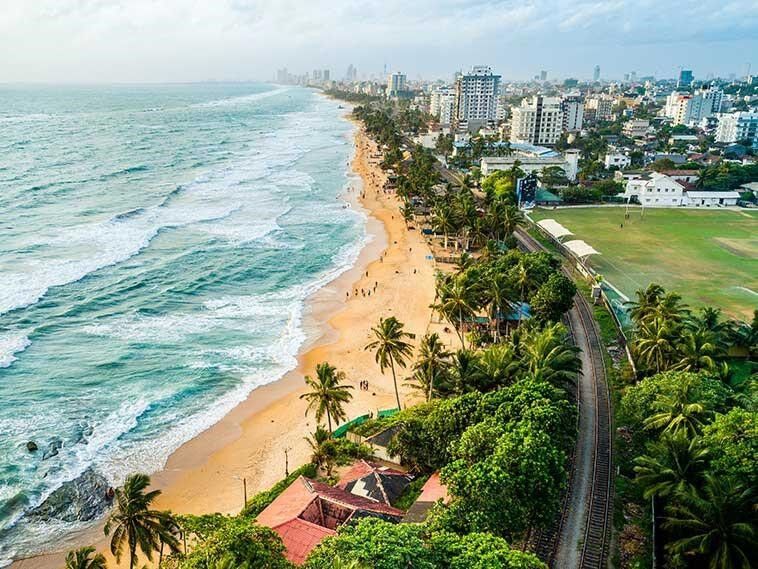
[
  {"left": 0, "top": 333, "right": 31, "bottom": 368},
  {"left": 194, "top": 87, "right": 290, "bottom": 108}
]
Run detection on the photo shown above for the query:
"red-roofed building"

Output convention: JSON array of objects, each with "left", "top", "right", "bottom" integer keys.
[
  {"left": 337, "top": 460, "right": 413, "bottom": 505},
  {"left": 257, "top": 475, "right": 404, "bottom": 564},
  {"left": 402, "top": 472, "right": 450, "bottom": 523}
]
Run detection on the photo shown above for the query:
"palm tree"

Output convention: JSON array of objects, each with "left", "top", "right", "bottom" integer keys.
[
  {"left": 365, "top": 317, "right": 414, "bottom": 409},
  {"left": 432, "top": 203, "right": 456, "bottom": 250},
  {"left": 521, "top": 323, "right": 581, "bottom": 386},
  {"left": 434, "top": 274, "right": 478, "bottom": 349},
  {"left": 672, "top": 330, "right": 721, "bottom": 372},
  {"left": 664, "top": 476, "right": 756, "bottom": 569},
  {"left": 65, "top": 547, "right": 106, "bottom": 569},
  {"left": 473, "top": 343, "right": 519, "bottom": 391},
  {"left": 406, "top": 332, "right": 451, "bottom": 401},
  {"left": 481, "top": 271, "right": 511, "bottom": 342},
  {"left": 300, "top": 362, "right": 353, "bottom": 432},
  {"left": 634, "top": 432, "right": 709, "bottom": 499},
  {"left": 498, "top": 204, "right": 525, "bottom": 241},
  {"left": 449, "top": 349, "right": 480, "bottom": 394},
  {"left": 635, "top": 317, "right": 676, "bottom": 373},
  {"left": 104, "top": 473, "right": 180, "bottom": 569},
  {"left": 643, "top": 375, "right": 710, "bottom": 436},
  {"left": 628, "top": 283, "right": 665, "bottom": 324},
  {"left": 304, "top": 426, "right": 332, "bottom": 472}
]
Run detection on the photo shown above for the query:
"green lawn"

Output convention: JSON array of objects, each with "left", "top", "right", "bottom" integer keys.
[{"left": 530, "top": 207, "right": 758, "bottom": 320}]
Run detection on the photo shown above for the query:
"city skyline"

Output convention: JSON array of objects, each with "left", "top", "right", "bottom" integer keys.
[{"left": 1, "top": 0, "right": 756, "bottom": 83}]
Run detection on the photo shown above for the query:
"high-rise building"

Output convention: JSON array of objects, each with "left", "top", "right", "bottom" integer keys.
[
  {"left": 509, "top": 95, "right": 563, "bottom": 145},
  {"left": 593, "top": 65, "right": 600, "bottom": 82},
  {"left": 665, "top": 86, "right": 723, "bottom": 125},
  {"left": 584, "top": 95, "right": 614, "bottom": 122},
  {"left": 560, "top": 94, "right": 584, "bottom": 131},
  {"left": 453, "top": 65, "right": 501, "bottom": 129},
  {"left": 430, "top": 86, "right": 456, "bottom": 126},
  {"left": 387, "top": 72, "right": 407, "bottom": 98},
  {"left": 345, "top": 64, "right": 357, "bottom": 82},
  {"left": 677, "top": 69, "right": 694, "bottom": 88},
  {"left": 323, "top": 69, "right": 330, "bottom": 81},
  {"left": 313, "top": 69, "right": 322, "bottom": 82},
  {"left": 540, "top": 70, "right": 547, "bottom": 81},
  {"left": 715, "top": 112, "right": 758, "bottom": 147}
]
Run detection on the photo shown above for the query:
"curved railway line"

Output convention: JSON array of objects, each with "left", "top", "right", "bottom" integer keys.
[{"left": 516, "top": 229, "right": 613, "bottom": 569}]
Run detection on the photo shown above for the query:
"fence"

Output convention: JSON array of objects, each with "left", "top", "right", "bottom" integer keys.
[{"left": 524, "top": 214, "right": 637, "bottom": 372}]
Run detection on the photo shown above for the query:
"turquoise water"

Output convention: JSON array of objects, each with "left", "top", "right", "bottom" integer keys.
[{"left": 0, "top": 84, "right": 363, "bottom": 562}]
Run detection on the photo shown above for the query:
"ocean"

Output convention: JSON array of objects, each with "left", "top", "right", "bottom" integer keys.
[{"left": 0, "top": 83, "right": 364, "bottom": 563}]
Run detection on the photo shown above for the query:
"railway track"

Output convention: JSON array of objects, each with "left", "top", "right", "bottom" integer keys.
[{"left": 515, "top": 229, "right": 613, "bottom": 569}]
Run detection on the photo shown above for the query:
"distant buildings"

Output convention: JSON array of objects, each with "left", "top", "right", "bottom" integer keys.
[
  {"left": 715, "top": 112, "right": 758, "bottom": 147},
  {"left": 453, "top": 65, "right": 501, "bottom": 129},
  {"left": 430, "top": 86, "right": 456, "bottom": 126},
  {"left": 584, "top": 95, "right": 614, "bottom": 122},
  {"left": 677, "top": 69, "right": 694, "bottom": 88},
  {"left": 387, "top": 72, "right": 407, "bottom": 98},
  {"left": 604, "top": 153, "right": 631, "bottom": 169},
  {"left": 560, "top": 94, "right": 584, "bottom": 132},
  {"left": 510, "top": 95, "right": 563, "bottom": 145},
  {"left": 623, "top": 119, "right": 650, "bottom": 138},
  {"left": 664, "top": 86, "right": 723, "bottom": 126},
  {"left": 593, "top": 65, "right": 601, "bottom": 82},
  {"left": 345, "top": 64, "right": 357, "bottom": 82}
]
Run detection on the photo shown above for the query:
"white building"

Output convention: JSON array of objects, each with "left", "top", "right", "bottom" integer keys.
[
  {"left": 623, "top": 119, "right": 650, "bottom": 138},
  {"left": 430, "top": 86, "right": 456, "bottom": 126},
  {"left": 585, "top": 95, "right": 614, "bottom": 122},
  {"left": 684, "top": 191, "right": 740, "bottom": 207},
  {"left": 453, "top": 66, "right": 501, "bottom": 129},
  {"left": 623, "top": 172, "right": 739, "bottom": 207},
  {"left": 715, "top": 112, "right": 758, "bottom": 147},
  {"left": 561, "top": 95, "right": 584, "bottom": 132},
  {"left": 623, "top": 172, "right": 687, "bottom": 206},
  {"left": 664, "top": 87, "right": 723, "bottom": 126},
  {"left": 510, "top": 95, "right": 564, "bottom": 146},
  {"left": 481, "top": 144, "right": 580, "bottom": 181},
  {"left": 387, "top": 72, "right": 407, "bottom": 98},
  {"left": 604, "top": 153, "right": 631, "bottom": 169}
]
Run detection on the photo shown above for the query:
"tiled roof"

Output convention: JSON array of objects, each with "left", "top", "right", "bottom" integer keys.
[
  {"left": 272, "top": 518, "right": 334, "bottom": 565},
  {"left": 338, "top": 460, "right": 407, "bottom": 487},
  {"left": 307, "top": 478, "right": 405, "bottom": 517},
  {"left": 402, "top": 472, "right": 449, "bottom": 523}
]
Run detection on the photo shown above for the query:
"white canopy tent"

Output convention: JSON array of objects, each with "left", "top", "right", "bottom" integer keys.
[
  {"left": 536, "top": 219, "right": 573, "bottom": 240},
  {"left": 563, "top": 240, "right": 601, "bottom": 258}
]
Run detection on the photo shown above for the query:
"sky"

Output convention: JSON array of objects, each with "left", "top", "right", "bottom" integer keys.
[{"left": 1, "top": 0, "right": 756, "bottom": 83}]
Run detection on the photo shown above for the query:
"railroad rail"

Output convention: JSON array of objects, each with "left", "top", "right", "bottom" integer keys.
[{"left": 516, "top": 228, "right": 613, "bottom": 569}]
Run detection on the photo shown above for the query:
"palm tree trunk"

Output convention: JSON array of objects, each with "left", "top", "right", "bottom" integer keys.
[
  {"left": 389, "top": 357, "right": 401, "bottom": 409},
  {"left": 458, "top": 307, "right": 466, "bottom": 350},
  {"left": 427, "top": 364, "right": 434, "bottom": 402},
  {"left": 129, "top": 541, "right": 136, "bottom": 569},
  {"left": 326, "top": 409, "right": 333, "bottom": 434}
]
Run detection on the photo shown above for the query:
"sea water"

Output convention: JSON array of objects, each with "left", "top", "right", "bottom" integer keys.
[{"left": 0, "top": 84, "right": 364, "bottom": 563}]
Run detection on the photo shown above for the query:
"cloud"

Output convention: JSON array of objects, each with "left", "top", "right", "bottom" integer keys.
[{"left": 0, "top": 0, "right": 755, "bottom": 82}]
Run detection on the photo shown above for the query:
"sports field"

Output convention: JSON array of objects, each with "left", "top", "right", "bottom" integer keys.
[{"left": 530, "top": 207, "right": 758, "bottom": 320}]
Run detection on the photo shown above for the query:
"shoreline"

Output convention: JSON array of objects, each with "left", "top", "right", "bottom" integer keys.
[{"left": 13, "top": 116, "right": 441, "bottom": 568}]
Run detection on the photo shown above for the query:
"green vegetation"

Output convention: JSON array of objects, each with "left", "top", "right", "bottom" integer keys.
[
  {"left": 530, "top": 207, "right": 758, "bottom": 319},
  {"left": 65, "top": 547, "right": 107, "bottom": 569},
  {"left": 300, "top": 361, "right": 354, "bottom": 432},
  {"left": 104, "top": 473, "right": 180, "bottom": 569},
  {"left": 305, "top": 518, "right": 545, "bottom": 569}
]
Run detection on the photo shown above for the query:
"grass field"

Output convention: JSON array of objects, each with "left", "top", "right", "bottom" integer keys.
[{"left": 530, "top": 207, "right": 758, "bottom": 320}]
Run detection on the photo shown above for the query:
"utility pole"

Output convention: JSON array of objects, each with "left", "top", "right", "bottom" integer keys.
[{"left": 284, "top": 447, "right": 292, "bottom": 477}]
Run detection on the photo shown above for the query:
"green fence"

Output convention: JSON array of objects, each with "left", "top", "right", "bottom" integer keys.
[{"left": 332, "top": 414, "right": 370, "bottom": 438}]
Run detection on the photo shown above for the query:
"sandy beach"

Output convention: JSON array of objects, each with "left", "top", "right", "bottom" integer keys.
[{"left": 13, "top": 122, "right": 443, "bottom": 568}]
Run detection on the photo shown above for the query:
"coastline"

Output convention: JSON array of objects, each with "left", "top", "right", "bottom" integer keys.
[{"left": 13, "top": 117, "right": 440, "bottom": 568}]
